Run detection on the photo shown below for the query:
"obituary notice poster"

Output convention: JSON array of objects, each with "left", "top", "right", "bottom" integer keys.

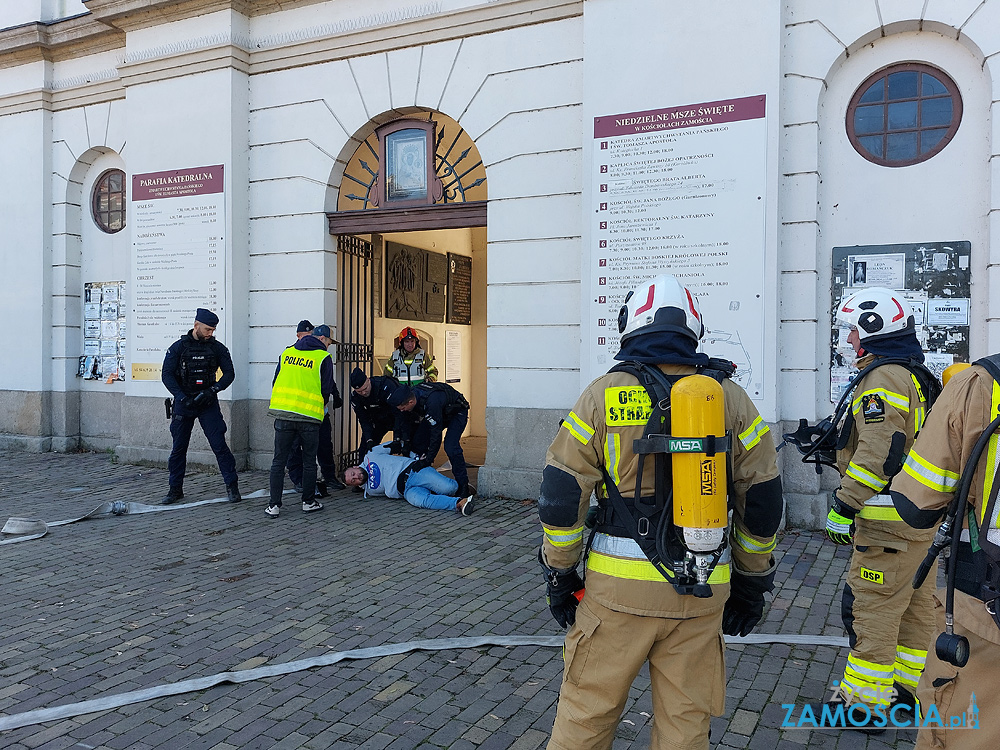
[
  {"left": 129, "top": 165, "right": 225, "bottom": 381},
  {"left": 587, "top": 96, "right": 769, "bottom": 401}
]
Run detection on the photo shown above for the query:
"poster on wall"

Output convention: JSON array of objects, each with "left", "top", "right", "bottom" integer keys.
[
  {"left": 445, "top": 330, "right": 461, "bottom": 383},
  {"left": 586, "top": 95, "right": 769, "bottom": 401},
  {"left": 79, "top": 281, "right": 126, "bottom": 381},
  {"left": 830, "top": 241, "right": 971, "bottom": 401},
  {"left": 129, "top": 165, "right": 225, "bottom": 381}
]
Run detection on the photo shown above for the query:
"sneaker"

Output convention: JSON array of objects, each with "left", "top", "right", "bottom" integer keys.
[
  {"left": 302, "top": 499, "right": 324, "bottom": 512},
  {"left": 459, "top": 495, "right": 476, "bottom": 516},
  {"left": 161, "top": 487, "right": 184, "bottom": 505},
  {"left": 264, "top": 505, "right": 280, "bottom": 518}
]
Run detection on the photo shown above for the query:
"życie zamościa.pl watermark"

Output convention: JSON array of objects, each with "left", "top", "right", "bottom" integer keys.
[{"left": 781, "top": 682, "right": 980, "bottom": 731}]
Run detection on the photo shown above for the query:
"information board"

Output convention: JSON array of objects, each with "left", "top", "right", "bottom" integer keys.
[
  {"left": 831, "top": 241, "right": 972, "bottom": 401},
  {"left": 129, "top": 165, "right": 225, "bottom": 381},
  {"left": 587, "top": 95, "right": 769, "bottom": 400}
]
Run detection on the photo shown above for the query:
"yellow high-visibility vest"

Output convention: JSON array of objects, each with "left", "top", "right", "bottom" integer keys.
[{"left": 269, "top": 346, "right": 330, "bottom": 420}]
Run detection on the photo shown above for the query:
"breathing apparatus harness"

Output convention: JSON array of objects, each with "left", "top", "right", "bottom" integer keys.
[
  {"left": 911, "top": 354, "right": 1000, "bottom": 667},
  {"left": 781, "top": 356, "right": 941, "bottom": 472},
  {"left": 592, "top": 358, "right": 734, "bottom": 598}
]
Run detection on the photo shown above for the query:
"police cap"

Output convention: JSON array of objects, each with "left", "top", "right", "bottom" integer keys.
[{"left": 195, "top": 308, "right": 219, "bottom": 327}]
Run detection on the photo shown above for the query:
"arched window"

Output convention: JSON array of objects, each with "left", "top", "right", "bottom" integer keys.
[
  {"left": 92, "top": 168, "right": 126, "bottom": 233},
  {"left": 846, "top": 63, "right": 962, "bottom": 167}
]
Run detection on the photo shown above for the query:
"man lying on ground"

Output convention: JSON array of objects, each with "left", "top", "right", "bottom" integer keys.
[{"left": 343, "top": 442, "right": 476, "bottom": 515}]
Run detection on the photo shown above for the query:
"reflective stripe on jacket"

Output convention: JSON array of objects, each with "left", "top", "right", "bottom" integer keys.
[
  {"left": 539, "top": 364, "right": 781, "bottom": 618},
  {"left": 836, "top": 357, "right": 935, "bottom": 542}
]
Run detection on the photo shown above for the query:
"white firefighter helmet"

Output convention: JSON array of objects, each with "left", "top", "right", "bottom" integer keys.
[
  {"left": 836, "top": 287, "right": 915, "bottom": 342},
  {"left": 618, "top": 274, "right": 705, "bottom": 344}
]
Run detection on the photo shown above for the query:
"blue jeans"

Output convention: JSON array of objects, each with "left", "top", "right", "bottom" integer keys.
[{"left": 403, "top": 468, "right": 459, "bottom": 511}]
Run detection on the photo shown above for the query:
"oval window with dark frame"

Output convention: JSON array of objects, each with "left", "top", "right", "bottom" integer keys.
[
  {"left": 847, "top": 63, "right": 962, "bottom": 167},
  {"left": 92, "top": 168, "right": 126, "bottom": 233}
]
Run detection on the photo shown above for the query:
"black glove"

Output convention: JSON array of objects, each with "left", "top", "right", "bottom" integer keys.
[
  {"left": 409, "top": 457, "right": 432, "bottom": 472},
  {"left": 191, "top": 390, "right": 212, "bottom": 408},
  {"left": 538, "top": 549, "right": 584, "bottom": 628},
  {"left": 722, "top": 566, "right": 775, "bottom": 637},
  {"left": 387, "top": 440, "right": 406, "bottom": 455}
]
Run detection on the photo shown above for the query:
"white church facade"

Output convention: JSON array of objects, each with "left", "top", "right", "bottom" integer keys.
[{"left": 1, "top": 0, "right": 998, "bottom": 524}]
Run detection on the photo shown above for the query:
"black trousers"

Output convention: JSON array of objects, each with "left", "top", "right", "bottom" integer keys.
[
  {"left": 286, "top": 413, "right": 336, "bottom": 485},
  {"left": 269, "top": 419, "right": 320, "bottom": 506},
  {"left": 167, "top": 401, "right": 237, "bottom": 487}
]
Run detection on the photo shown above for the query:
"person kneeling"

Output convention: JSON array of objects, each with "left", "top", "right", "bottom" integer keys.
[{"left": 343, "top": 442, "right": 475, "bottom": 515}]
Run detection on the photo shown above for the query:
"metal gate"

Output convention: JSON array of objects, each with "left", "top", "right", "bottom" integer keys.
[{"left": 334, "top": 234, "right": 374, "bottom": 473}]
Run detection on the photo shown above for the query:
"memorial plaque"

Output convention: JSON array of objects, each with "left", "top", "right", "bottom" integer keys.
[
  {"left": 385, "top": 241, "right": 446, "bottom": 322},
  {"left": 448, "top": 254, "right": 472, "bottom": 325},
  {"left": 385, "top": 241, "right": 425, "bottom": 320}
]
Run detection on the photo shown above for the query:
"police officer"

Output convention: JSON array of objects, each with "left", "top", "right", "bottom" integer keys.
[
  {"left": 161, "top": 308, "right": 241, "bottom": 505},
  {"left": 821, "top": 288, "right": 940, "bottom": 726},
  {"left": 265, "top": 324, "right": 339, "bottom": 518},
  {"left": 538, "top": 274, "right": 783, "bottom": 749},
  {"left": 385, "top": 326, "right": 437, "bottom": 386},
  {"left": 285, "top": 320, "right": 345, "bottom": 496},
  {"left": 349, "top": 367, "right": 399, "bottom": 457},
  {"left": 388, "top": 381, "right": 473, "bottom": 498},
  {"left": 891, "top": 359, "right": 1000, "bottom": 749}
]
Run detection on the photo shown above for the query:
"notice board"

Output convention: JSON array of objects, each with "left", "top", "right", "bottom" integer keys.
[{"left": 830, "top": 241, "right": 971, "bottom": 402}]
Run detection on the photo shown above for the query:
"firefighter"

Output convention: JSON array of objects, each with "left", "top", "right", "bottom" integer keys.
[
  {"left": 385, "top": 326, "right": 437, "bottom": 386},
  {"left": 891, "top": 358, "right": 1000, "bottom": 749},
  {"left": 538, "top": 274, "right": 783, "bottom": 749},
  {"left": 821, "top": 287, "right": 940, "bottom": 729}
]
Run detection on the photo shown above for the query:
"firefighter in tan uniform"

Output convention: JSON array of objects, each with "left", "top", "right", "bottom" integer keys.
[
  {"left": 538, "top": 275, "right": 783, "bottom": 749},
  {"left": 821, "top": 288, "right": 941, "bottom": 728},
  {"left": 891, "top": 359, "right": 1000, "bottom": 749}
]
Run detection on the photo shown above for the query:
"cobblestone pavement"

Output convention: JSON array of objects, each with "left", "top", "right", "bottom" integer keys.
[{"left": 0, "top": 450, "right": 921, "bottom": 749}]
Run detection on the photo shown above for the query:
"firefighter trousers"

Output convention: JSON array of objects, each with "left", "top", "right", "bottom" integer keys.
[
  {"left": 840, "top": 539, "right": 937, "bottom": 700},
  {"left": 547, "top": 597, "right": 725, "bottom": 750},
  {"left": 915, "top": 591, "right": 998, "bottom": 749}
]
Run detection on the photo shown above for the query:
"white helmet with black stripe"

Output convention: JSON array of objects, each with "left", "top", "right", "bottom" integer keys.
[
  {"left": 618, "top": 274, "right": 705, "bottom": 344},
  {"left": 836, "top": 287, "right": 915, "bottom": 343}
]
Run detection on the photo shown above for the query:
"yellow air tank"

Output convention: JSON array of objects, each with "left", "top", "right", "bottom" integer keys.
[
  {"left": 671, "top": 374, "right": 727, "bottom": 552},
  {"left": 942, "top": 362, "right": 971, "bottom": 387}
]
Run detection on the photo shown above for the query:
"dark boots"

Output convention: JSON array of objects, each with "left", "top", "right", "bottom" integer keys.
[
  {"left": 161, "top": 486, "right": 184, "bottom": 505},
  {"left": 226, "top": 481, "right": 242, "bottom": 503}
]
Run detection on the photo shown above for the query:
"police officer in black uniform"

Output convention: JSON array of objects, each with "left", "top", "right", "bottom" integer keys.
[
  {"left": 388, "top": 381, "right": 473, "bottom": 498},
  {"left": 349, "top": 367, "right": 399, "bottom": 457},
  {"left": 161, "top": 308, "right": 241, "bottom": 505}
]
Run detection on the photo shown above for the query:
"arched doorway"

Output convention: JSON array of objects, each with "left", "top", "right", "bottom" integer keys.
[{"left": 327, "top": 110, "right": 488, "bottom": 486}]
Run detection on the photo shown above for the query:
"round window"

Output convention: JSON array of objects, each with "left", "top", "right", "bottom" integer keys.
[
  {"left": 846, "top": 63, "right": 962, "bottom": 167},
  {"left": 92, "top": 168, "right": 127, "bottom": 233}
]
